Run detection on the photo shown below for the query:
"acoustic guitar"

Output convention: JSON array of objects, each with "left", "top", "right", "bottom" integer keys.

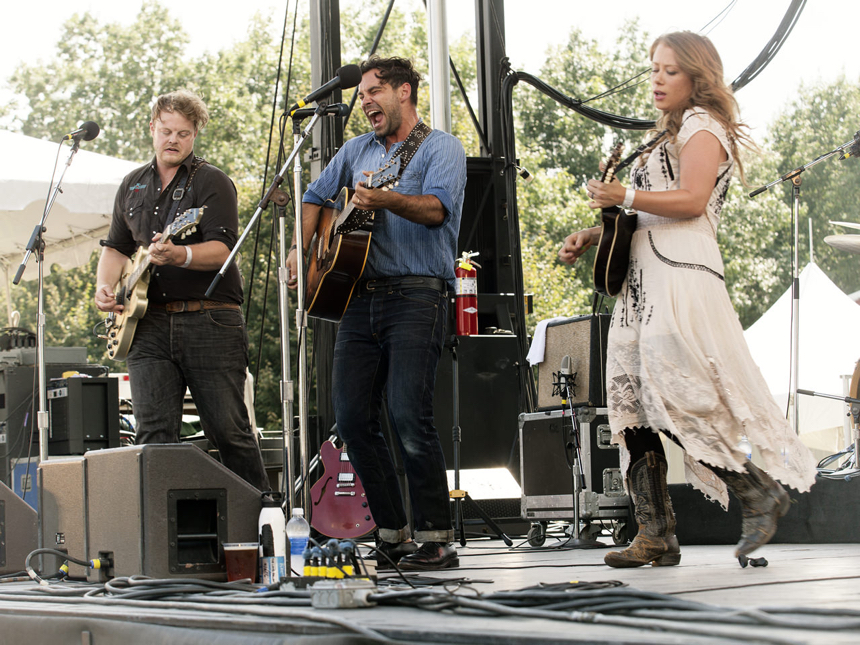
[
  {"left": 305, "top": 158, "right": 401, "bottom": 322},
  {"left": 309, "top": 439, "right": 376, "bottom": 539},
  {"left": 103, "top": 207, "right": 205, "bottom": 361},
  {"left": 592, "top": 141, "right": 636, "bottom": 297}
]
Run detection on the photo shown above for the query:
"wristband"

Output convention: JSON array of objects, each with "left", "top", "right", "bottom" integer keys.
[
  {"left": 181, "top": 245, "right": 193, "bottom": 268},
  {"left": 621, "top": 188, "right": 635, "bottom": 210},
  {"left": 289, "top": 244, "right": 298, "bottom": 252}
]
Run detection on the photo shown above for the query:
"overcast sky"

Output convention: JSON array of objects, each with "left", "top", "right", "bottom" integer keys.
[{"left": 1, "top": 1, "right": 856, "bottom": 139}]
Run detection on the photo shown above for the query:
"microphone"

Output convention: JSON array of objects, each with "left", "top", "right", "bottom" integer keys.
[
  {"left": 839, "top": 130, "right": 860, "bottom": 161},
  {"left": 289, "top": 64, "right": 362, "bottom": 115},
  {"left": 559, "top": 355, "right": 572, "bottom": 389},
  {"left": 62, "top": 121, "right": 100, "bottom": 143},
  {"left": 290, "top": 103, "right": 350, "bottom": 120}
]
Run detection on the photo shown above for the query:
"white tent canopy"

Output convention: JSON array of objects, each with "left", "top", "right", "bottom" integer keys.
[
  {"left": 744, "top": 262, "right": 860, "bottom": 457},
  {"left": 0, "top": 130, "right": 139, "bottom": 287}
]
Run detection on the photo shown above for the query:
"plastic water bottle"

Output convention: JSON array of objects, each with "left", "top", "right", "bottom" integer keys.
[
  {"left": 738, "top": 435, "right": 753, "bottom": 461},
  {"left": 286, "top": 507, "right": 310, "bottom": 577},
  {"left": 258, "top": 492, "right": 286, "bottom": 585}
]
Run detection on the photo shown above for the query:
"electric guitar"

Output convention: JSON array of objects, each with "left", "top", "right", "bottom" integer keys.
[
  {"left": 305, "top": 158, "right": 401, "bottom": 322},
  {"left": 593, "top": 141, "right": 636, "bottom": 297},
  {"left": 103, "top": 207, "right": 205, "bottom": 360},
  {"left": 309, "top": 439, "right": 376, "bottom": 539}
]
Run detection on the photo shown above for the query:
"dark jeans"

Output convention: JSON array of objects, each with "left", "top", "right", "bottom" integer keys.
[
  {"left": 333, "top": 286, "right": 453, "bottom": 543},
  {"left": 127, "top": 307, "right": 268, "bottom": 490}
]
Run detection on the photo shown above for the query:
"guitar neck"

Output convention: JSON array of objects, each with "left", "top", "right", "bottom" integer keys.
[{"left": 128, "top": 253, "right": 154, "bottom": 291}]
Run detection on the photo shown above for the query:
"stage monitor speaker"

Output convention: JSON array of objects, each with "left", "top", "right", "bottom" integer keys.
[
  {"left": 536, "top": 314, "right": 610, "bottom": 411},
  {"left": 0, "top": 480, "right": 37, "bottom": 575},
  {"left": 39, "top": 444, "right": 262, "bottom": 582},
  {"left": 85, "top": 444, "right": 262, "bottom": 582},
  {"left": 39, "top": 456, "right": 88, "bottom": 578}
]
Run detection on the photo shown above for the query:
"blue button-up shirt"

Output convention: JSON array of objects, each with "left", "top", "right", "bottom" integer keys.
[{"left": 303, "top": 124, "right": 466, "bottom": 282}]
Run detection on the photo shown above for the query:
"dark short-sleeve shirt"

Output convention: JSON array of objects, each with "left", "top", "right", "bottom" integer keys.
[{"left": 103, "top": 153, "right": 243, "bottom": 304}]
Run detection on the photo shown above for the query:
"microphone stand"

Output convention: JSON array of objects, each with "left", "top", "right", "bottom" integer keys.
[
  {"left": 558, "top": 375, "right": 605, "bottom": 549},
  {"left": 12, "top": 138, "right": 85, "bottom": 467},
  {"left": 749, "top": 135, "right": 858, "bottom": 436},
  {"left": 205, "top": 103, "right": 332, "bottom": 511}
]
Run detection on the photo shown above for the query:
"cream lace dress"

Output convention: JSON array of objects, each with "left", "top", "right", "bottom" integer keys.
[{"left": 606, "top": 108, "right": 817, "bottom": 507}]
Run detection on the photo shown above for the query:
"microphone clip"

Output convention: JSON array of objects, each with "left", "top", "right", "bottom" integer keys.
[{"left": 551, "top": 370, "right": 577, "bottom": 398}]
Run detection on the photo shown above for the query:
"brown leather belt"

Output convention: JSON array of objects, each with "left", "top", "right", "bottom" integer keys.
[{"left": 150, "top": 300, "right": 241, "bottom": 313}]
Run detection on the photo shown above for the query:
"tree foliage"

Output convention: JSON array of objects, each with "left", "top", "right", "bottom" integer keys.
[{"left": 3, "top": 3, "right": 858, "bottom": 430}]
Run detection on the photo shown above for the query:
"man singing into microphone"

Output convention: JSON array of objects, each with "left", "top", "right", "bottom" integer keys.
[
  {"left": 287, "top": 56, "right": 467, "bottom": 570},
  {"left": 94, "top": 89, "right": 268, "bottom": 490}
]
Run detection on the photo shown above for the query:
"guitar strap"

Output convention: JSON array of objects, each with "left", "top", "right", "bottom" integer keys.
[
  {"left": 165, "top": 156, "right": 208, "bottom": 227},
  {"left": 391, "top": 120, "right": 432, "bottom": 179}
]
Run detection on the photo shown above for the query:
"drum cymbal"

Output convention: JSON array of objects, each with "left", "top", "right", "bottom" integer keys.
[
  {"left": 824, "top": 234, "right": 860, "bottom": 254},
  {"left": 830, "top": 220, "right": 860, "bottom": 231}
]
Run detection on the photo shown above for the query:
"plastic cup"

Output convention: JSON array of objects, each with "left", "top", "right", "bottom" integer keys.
[{"left": 223, "top": 542, "right": 259, "bottom": 582}]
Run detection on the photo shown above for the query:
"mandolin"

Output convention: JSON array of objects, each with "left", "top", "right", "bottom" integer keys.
[{"left": 592, "top": 141, "right": 637, "bottom": 297}]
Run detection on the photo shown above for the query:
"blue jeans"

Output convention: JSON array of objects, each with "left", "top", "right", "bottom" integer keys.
[
  {"left": 333, "top": 286, "right": 453, "bottom": 543},
  {"left": 127, "top": 307, "right": 268, "bottom": 490}
]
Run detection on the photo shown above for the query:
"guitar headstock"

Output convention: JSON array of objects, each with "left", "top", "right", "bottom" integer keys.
[
  {"left": 601, "top": 141, "right": 624, "bottom": 184},
  {"left": 165, "top": 206, "right": 206, "bottom": 241},
  {"left": 367, "top": 156, "right": 401, "bottom": 192}
]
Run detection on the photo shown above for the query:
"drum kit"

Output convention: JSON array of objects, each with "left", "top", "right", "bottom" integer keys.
[{"left": 824, "top": 220, "right": 860, "bottom": 255}]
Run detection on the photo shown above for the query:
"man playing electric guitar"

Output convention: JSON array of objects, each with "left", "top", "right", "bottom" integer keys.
[
  {"left": 287, "top": 56, "right": 467, "bottom": 570},
  {"left": 94, "top": 90, "right": 267, "bottom": 490}
]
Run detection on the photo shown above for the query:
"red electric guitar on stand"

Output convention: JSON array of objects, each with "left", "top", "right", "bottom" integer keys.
[{"left": 309, "top": 439, "right": 376, "bottom": 539}]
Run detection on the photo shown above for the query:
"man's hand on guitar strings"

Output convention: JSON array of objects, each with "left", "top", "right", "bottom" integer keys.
[
  {"left": 149, "top": 231, "right": 180, "bottom": 266},
  {"left": 94, "top": 284, "right": 123, "bottom": 314}
]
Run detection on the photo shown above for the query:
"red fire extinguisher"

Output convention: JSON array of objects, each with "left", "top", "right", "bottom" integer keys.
[{"left": 455, "top": 251, "right": 480, "bottom": 336}]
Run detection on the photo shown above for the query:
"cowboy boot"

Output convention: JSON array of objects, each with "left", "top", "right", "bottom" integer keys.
[
  {"left": 713, "top": 461, "right": 790, "bottom": 557},
  {"left": 605, "top": 451, "right": 681, "bottom": 568}
]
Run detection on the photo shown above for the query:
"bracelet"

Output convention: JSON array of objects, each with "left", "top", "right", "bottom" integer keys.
[
  {"left": 180, "top": 245, "right": 193, "bottom": 268},
  {"left": 621, "top": 188, "right": 635, "bottom": 210},
  {"left": 289, "top": 244, "right": 298, "bottom": 252}
]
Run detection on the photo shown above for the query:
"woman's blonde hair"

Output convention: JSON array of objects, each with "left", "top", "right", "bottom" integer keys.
[{"left": 650, "top": 31, "right": 754, "bottom": 182}]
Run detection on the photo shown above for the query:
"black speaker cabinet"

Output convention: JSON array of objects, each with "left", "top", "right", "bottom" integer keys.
[
  {"left": 47, "top": 377, "right": 120, "bottom": 455},
  {"left": 536, "top": 314, "right": 610, "bottom": 410},
  {"left": 0, "top": 363, "right": 109, "bottom": 486},
  {"left": 39, "top": 444, "right": 262, "bottom": 582},
  {"left": 0, "top": 480, "right": 38, "bottom": 575},
  {"left": 433, "top": 334, "right": 521, "bottom": 470}
]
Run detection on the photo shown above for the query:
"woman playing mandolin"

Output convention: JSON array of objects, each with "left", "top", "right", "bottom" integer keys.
[{"left": 559, "top": 31, "right": 816, "bottom": 568}]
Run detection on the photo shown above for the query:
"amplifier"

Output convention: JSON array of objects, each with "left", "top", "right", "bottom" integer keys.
[
  {"left": 536, "top": 314, "right": 610, "bottom": 410},
  {"left": 519, "top": 408, "right": 626, "bottom": 522},
  {"left": 46, "top": 377, "right": 120, "bottom": 455}
]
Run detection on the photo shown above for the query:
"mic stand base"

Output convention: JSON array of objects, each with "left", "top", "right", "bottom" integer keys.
[{"left": 557, "top": 535, "right": 606, "bottom": 550}]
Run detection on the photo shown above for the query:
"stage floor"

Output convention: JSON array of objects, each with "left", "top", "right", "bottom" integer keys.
[{"left": 0, "top": 537, "right": 858, "bottom": 644}]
